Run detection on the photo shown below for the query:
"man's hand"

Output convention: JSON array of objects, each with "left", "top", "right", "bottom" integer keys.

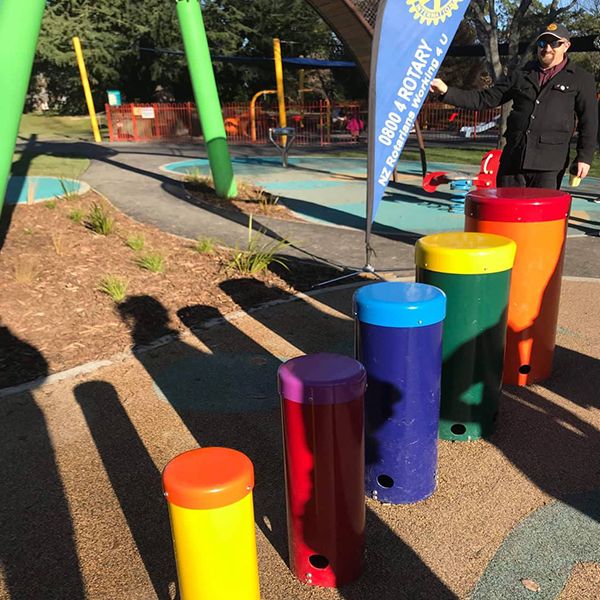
[
  {"left": 574, "top": 162, "right": 591, "bottom": 179},
  {"left": 430, "top": 78, "right": 448, "bottom": 95}
]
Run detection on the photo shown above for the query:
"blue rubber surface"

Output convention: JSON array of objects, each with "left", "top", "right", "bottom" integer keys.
[
  {"left": 5, "top": 176, "right": 85, "bottom": 205},
  {"left": 162, "top": 156, "right": 600, "bottom": 237}
]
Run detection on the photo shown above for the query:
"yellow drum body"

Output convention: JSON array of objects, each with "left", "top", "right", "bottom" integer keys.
[{"left": 163, "top": 447, "right": 260, "bottom": 600}]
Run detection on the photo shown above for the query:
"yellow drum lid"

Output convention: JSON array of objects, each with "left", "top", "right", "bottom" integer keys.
[{"left": 415, "top": 232, "right": 516, "bottom": 275}]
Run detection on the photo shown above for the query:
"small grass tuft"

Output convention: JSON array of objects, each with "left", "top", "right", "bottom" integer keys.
[
  {"left": 184, "top": 169, "right": 212, "bottom": 190},
  {"left": 236, "top": 181, "right": 279, "bottom": 212},
  {"left": 51, "top": 233, "right": 64, "bottom": 256},
  {"left": 14, "top": 258, "right": 39, "bottom": 284},
  {"left": 136, "top": 252, "right": 165, "bottom": 273},
  {"left": 58, "top": 178, "right": 80, "bottom": 201},
  {"left": 194, "top": 236, "right": 217, "bottom": 254},
  {"left": 45, "top": 200, "right": 57, "bottom": 209},
  {"left": 98, "top": 275, "right": 128, "bottom": 303},
  {"left": 126, "top": 234, "right": 145, "bottom": 251},
  {"left": 85, "top": 203, "right": 115, "bottom": 235},
  {"left": 228, "top": 216, "right": 289, "bottom": 275},
  {"left": 68, "top": 208, "right": 85, "bottom": 224}
]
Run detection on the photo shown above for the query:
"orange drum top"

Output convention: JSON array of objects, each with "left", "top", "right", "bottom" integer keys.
[
  {"left": 466, "top": 188, "right": 571, "bottom": 223},
  {"left": 163, "top": 447, "right": 254, "bottom": 510}
]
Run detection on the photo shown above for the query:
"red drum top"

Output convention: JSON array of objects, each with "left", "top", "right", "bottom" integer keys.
[{"left": 466, "top": 188, "right": 571, "bottom": 223}]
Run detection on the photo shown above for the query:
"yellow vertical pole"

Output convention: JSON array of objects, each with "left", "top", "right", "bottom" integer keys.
[
  {"left": 72, "top": 36, "right": 102, "bottom": 143},
  {"left": 273, "top": 38, "right": 287, "bottom": 145}
]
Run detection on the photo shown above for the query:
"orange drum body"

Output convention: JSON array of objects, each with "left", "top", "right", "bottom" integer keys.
[{"left": 465, "top": 188, "right": 572, "bottom": 386}]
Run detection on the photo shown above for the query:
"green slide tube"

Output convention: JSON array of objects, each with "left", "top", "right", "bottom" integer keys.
[
  {"left": 176, "top": 0, "right": 237, "bottom": 198},
  {"left": 0, "top": 0, "right": 46, "bottom": 216}
]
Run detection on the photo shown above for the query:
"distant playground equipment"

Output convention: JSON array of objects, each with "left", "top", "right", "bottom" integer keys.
[
  {"left": 422, "top": 149, "right": 502, "bottom": 213},
  {"left": 72, "top": 36, "right": 102, "bottom": 143},
  {"left": 268, "top": 126, "right": 296, "bottom": 167},
  {"left": 459, "top": 114, "right": 501, "bottom": 138},
  {"left": 250, "top": 90, "right": 277, "bottom": 142}
]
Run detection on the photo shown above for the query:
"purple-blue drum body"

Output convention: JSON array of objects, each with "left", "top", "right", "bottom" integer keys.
[{"left": 354, "top": 282, "right": 446, "bottom": 504}]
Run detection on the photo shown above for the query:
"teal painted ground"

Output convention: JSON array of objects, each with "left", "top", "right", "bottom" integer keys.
[
  {"left": 5, "top": 176, "right": 87, "bottom": 205},
  {"left": 471, "top": 490, "right": 600, "bottom": 599},
  {"left": 162, "top": 156, "right": 600, "bottom": 237}
]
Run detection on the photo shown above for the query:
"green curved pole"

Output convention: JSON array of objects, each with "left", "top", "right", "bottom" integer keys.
[
  {"left": 0, "top": 0, "right": 46, "bottom": 216},
  {"left": 176, "top": 0, "right": 237, "bottom": 198}
]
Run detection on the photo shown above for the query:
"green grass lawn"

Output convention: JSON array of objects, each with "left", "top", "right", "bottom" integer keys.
[
  {"left": 18, "top": 113, "right": 107, "bottom": 141},
  {"left": 11, "top": 152, "right": 90, "bottom": 179}
]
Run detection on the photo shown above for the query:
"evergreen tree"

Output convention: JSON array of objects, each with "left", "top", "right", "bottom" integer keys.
[{"left": 29, "top": 0, "right": 366, "bottom": 114}]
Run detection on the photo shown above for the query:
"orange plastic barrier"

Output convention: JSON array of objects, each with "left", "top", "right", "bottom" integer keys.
[{"left": 465, "top": 188, "right": 572, "bottom": 386}]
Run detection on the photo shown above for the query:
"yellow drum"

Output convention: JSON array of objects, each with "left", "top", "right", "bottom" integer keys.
[{"left": 162, "top": 447, "right": 260, "bottom": 600}]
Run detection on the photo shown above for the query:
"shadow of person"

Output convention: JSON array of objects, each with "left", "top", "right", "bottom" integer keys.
[
  {"left": 117, "top": 296, "right": 288, "bottom": 562},
  {"left": 74, "top": 380, "right": 176, "bottom": 599},
  {"left": 0, "top": 326, "right": 85, "bottom": 598}
]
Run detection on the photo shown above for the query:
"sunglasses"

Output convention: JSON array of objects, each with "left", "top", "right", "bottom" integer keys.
[{"left": 537, "top": 39, "right": 566, "bottom": 49}]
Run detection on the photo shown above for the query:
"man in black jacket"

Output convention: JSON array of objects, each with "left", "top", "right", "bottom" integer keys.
[{"left": 430, "top": 24, "right": 598, "bottom": 189}]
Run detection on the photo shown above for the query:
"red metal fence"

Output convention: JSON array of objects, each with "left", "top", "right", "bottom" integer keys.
[{"left": 105, "top": 101, "right": 501, "bottom": 144}]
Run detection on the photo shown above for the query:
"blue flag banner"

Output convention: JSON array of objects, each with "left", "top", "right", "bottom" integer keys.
[{"left": 366, "top": 0, "right": 469, "bottom": 238}]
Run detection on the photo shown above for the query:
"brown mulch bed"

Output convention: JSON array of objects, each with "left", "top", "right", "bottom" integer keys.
[
  {"left": 183, "top": 179, "right": 304, "bottom": 222},
  {"left": 0, "top": 192, "right": 345, "bottom": 389}
]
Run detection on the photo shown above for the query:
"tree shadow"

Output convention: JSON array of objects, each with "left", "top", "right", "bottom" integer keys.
[
  {"left": 492, "top": 378, "right": 600, "bottom": 519},
  {"left": 117, "top": 296, "right": 289, "bottom": 562},
  {"left": 277, "top": 196, "right": 422, "bottom": 242},
  {"left": 73, "top": 380, "right": 176, "bottom": 599},
  {"left": 0, "top": 326, "right": 85, "bottom": 599},
  {"left": 219, "top": 277, "right": 354, "bottom": 357}
]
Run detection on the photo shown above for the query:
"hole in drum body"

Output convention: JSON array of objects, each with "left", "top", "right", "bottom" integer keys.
[
  {"left": 309, "top": 554, "right": 329, "bottom": 570},
  {"left": 377, "top": 474, "right": 394, "bottom": 488},
  {"left": 451, "top": 423, "right": 467, "bottom": 435},
  {"left": 519, "top": 365, "right": 531, "bottom": 374}
]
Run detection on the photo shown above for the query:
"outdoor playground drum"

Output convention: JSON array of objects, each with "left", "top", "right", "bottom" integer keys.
[
  {"left": 416, "top": 232, "right": 516, "bottom": 441},
  {"left": 278, "top": 353, "right": 366, "bottom": 588},
  {"left": 162, "top": 447, "right": 260, "bottom": 600},
  {"left": 354, "top": 282, "right": 446, "bottom": 504},
  {"left": 465, "top": 188, "right": 572, "bottom": 386}
]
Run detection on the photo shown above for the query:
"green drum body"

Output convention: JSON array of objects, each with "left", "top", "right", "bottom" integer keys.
[{"left": 415, "top": 232, "right": 516, "bottom": 441}]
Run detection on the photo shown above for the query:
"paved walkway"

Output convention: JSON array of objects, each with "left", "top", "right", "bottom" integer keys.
[{"left": 18, "top": 139, "right": 600, "bottom": 279}]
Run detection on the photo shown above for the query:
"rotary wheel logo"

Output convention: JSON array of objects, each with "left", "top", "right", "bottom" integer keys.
[{"left": 406, "top": 0, "right": 462, "bottom": 25}]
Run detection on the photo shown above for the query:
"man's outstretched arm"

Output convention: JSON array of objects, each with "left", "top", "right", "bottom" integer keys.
[{"left": 430, "top": 75, "right": 516, "bottom": 111}]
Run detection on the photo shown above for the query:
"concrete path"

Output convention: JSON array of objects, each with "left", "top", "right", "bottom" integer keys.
[{"left": 17, "top": 139, "right": 600, "bottom": 279}]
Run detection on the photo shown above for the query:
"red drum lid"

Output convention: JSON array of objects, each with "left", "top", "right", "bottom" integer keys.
[{"left": 466, "top": 188, "right": 571, "bottom": 223}]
